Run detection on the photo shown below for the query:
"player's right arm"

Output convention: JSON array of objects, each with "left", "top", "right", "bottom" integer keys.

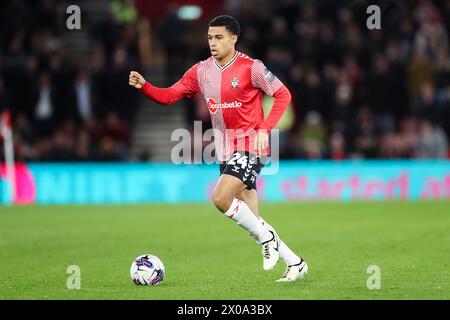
[{"left": 128, "top": 66, "right": 200, "bottom": 106}]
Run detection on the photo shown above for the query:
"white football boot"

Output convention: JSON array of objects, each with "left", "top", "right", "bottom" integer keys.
[
  {"left": 276, "top": 258, "right": 308, "bottom": 282},
  {"left": 261, "top": 231, "right": 280, "bottom": 270}
]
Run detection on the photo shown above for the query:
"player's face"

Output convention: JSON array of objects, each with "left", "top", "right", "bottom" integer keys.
[{"left": 208, "top": 26, "right": 237, "bottom": 60}]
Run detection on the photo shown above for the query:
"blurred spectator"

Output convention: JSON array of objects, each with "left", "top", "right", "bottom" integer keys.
[
  {"left": 90, "top": 9, "right": 120, "bottom": 66},
  {"left": 435, "top": 50, "right": 450, "bottom": 90},
  {"left": 105, "top": 47, "right": 138, "bottom": 124},
  {"left": 295, "top": 111, "right": 327, "bottom": 160},
  {"left": 112, "top": 0, "right": 138, "bottom": 25},
  {"left": 413, "top": 0, "right": 448, "bottom": 60},
  {"left": 365, "top": 54, "right": 395, "bottom": 132},
  {"left": 384, "top": 39, "right": 409, "bottom": 117},
  {"left": 96, "top": 112, "right": 130, "bottom": 161},
  {"left": 13, "top": 113, "right": 36, "bottom": 161},
  {"left": 265, "top": 47, "right": 293, "bottom": 80},
  {"left": 326, "top": 131, "right": 347, "bottom": 161},
  {"left": 14, "top": 56, "right": 39, "bottom": 118},
  {"left": 286, "top": 63, "right": 303, "bottom": 125},
  {"left": 318, "top": 21, "right": 340, "bottom": 65},
  {"left": 413, "top": 82, "right": 439, "bottom": 123},
  {"left": 342, "top": 55, "right": 363, "bottom": 101},
  {"left": 74, "top": 129, "right": 91, "bottom": 161},
  {"left": 352, "top": 106, "right": 378, "bottom": 159},
  {"left": 397, "top": 115, "right": 418, "bottom": 158},
  {"left": 330, "top": 75, "right": 355, "bottom": 138},
  {"left": 266, "top": 16, "right": 292, "bottom": 49},
  {"left": 14, "top": 113, "right": 34, "bottom": 146},
  {"left": 33, "top": 71, "right": 56, "bottom": 137},
  {"left": 320, "top": 63, "right": 339, "bottom": 123},
  {"left": 1, "top": 0, "right": 450, "bottom": 161},
  {"left": 36, "top": 0, "right": 58, "bottom": 31},
  {"left": 379, "top": 132, "right": 402, "bottom": 159},
  {"left": 0, "top": 77, "right": 11, "bottom": 109},
  {"left": 298, "top": 67, "right": 325, "bottom": 118},
  {"left": 44, "top": 126, "right": 77, "bottom": 162},
  {"left": 72, "top": 69, "right": 94, "bottom": 121},
  {"left": 157, "top": 3, "right": 187, "bottom": 82},
  {"left": 407, "top": 50, "right": 434, "bottom": 97},
  {"left": 415, "top": 119, "right": 448, "bottom": 159}
]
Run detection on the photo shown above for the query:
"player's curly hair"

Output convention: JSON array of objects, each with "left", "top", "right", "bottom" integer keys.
[{"left": 209, "top": 15, "right": 241, "bottom": 36}]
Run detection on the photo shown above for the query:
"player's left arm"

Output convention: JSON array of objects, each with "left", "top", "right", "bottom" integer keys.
[
  {"left": 251, "top": 60, "right": 292, "bottom": 155},
  {"left": 259, "top": 85, "right": 291, "bottom": 132}
]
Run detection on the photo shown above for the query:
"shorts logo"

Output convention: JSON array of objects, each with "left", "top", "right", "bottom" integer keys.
[
  {"left": 244, "top": 156, "right": 256, "bottom": 179},
  {"left": 220, "top": 152, "right": 264, "bottom": 189},
  {"left": 230, "top": 77, "right": 239, "bottom": 89},
  {"left": 206, "top": 98, "right": 243, "bottom": 114}
]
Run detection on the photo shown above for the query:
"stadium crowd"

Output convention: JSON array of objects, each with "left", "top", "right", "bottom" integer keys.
[
  {"left": 0, "top": 0, "right": 138, "bottom": 161},
  {"left": 1, "top": 0, "right": 449, "bottom": 161},
  {"left": 177, "top": 0, "right": 450, "bottom": 160}
]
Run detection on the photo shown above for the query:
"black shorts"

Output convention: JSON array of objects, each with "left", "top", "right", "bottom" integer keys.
[{"left": 219, "top": 151, "right": 264, "bottom": 190}]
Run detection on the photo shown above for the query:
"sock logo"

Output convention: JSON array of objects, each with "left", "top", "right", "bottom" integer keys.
[{"left": 228, "top": 200, "right": 241, "bottom": 219}]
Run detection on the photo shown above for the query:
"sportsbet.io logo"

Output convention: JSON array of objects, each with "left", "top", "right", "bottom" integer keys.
[{"left": 206, "top": 98, "right": 242, "bottom": 114}]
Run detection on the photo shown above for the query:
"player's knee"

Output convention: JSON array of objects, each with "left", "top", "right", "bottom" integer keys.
[{"left": 212, "top": 190, "right": 232, "bottom": 213}]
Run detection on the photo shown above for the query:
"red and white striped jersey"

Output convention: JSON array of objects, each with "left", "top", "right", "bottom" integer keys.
[{"left": 140, "top": 51, "right": 291, "bottom": 161}]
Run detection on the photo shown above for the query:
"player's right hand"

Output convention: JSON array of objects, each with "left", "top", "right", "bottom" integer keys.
[{"left": 129, "top": 71, "right": 146, "bottom": 89}]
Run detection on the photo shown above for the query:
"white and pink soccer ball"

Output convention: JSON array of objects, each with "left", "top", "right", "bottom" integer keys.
[{"left": 130, "top": 254, "right": 165, "bottom": 286}]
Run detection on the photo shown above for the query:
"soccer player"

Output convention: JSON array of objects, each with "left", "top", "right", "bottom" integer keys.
[{"left": 129, "top": 15, "right": 307, "bottom": 282}]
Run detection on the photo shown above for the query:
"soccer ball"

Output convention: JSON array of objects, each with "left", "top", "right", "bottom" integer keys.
[{"left": 130, "top": 254, "right": 165, "bottom": 286}]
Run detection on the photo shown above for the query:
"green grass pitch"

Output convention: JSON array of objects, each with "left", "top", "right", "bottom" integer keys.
[{"left": 0, "top": 201, "right": 449, "bottom": 299}]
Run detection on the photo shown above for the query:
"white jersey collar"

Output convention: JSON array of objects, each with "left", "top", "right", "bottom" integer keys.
[{"left": 213, "top": 51, "right": 239, "bottom": 72}]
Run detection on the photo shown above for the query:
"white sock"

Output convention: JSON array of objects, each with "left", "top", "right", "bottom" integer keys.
[
  {"left": 260, "top": 218, "right": 302, "bottom": 266},
  {"left": 224, "top": 198, "right": 273, "bottom": 244}
]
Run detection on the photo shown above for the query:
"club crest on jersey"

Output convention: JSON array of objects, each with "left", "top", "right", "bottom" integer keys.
[{"left": 230, "top": 77, "right": 239, "bottom": 89}]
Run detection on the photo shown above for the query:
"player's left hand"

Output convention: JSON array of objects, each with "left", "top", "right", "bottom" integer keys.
[{"left": 254, "top": 129, "right": 268, "bottom": 157}]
